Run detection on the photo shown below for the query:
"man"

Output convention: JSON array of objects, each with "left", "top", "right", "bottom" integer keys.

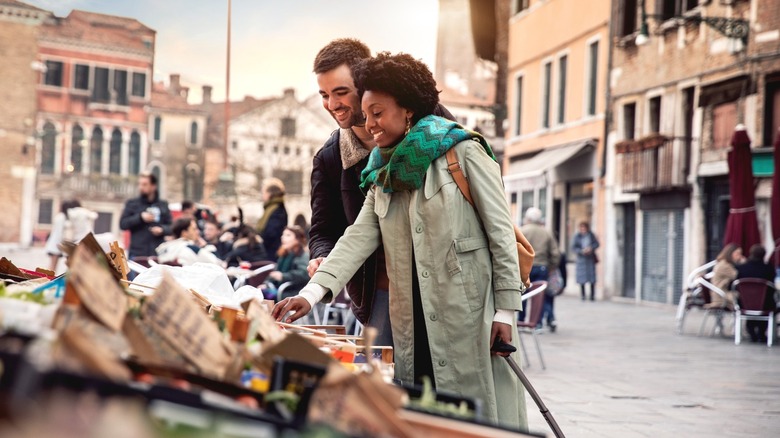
[
  {"left": 520, "top": 207, "right": 561, "bottom": 332},
  {"left": 203, "top": 220, "right": 232, "bottom": 260},
  {"left": 736, "top": 244, "right": 776, "bottom": 342},
  {"left": 120, "top": 173, "right": 172, "bottom": 259},
  {"left": 156, "top": 217, "right": 222, "bottom": 266},
  {"left": 276, "top": 39, "right": 454, "bottom": 347},
  {"left": 180, "top": 200, "right": 196, "bottom": 218}
]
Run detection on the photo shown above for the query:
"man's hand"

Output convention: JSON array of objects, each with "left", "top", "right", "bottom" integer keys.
[
  {"left": 490, "top": 321, "right": 513, "bottom": 357},
  {"left": 149, "top": 226, "right": 163, "bottom": 236},
  {"left": 272, "top": 296, "right": 312, "bottom": 323},
  {"left": 141, "top": 212, "right": 155, "bottom": 222},
  {"left": 307, "top": 257, "right": 324, "bottom": 277}
]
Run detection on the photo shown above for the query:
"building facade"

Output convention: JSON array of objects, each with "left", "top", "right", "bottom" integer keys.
[
  {"left": 33, "top": 9, "right": 155, "bottom": 239},
  {"left": 148, "top": 74, "right": 208, "bottom": 205},
  {"left": 0, "top": 1, "right": 49, "bottom": 245},
  {"left": 504, "top": 0, "right": 611, "bottom": 295},
  {"left": 605, "top": 0, "right": 780, "bottom": 304}
]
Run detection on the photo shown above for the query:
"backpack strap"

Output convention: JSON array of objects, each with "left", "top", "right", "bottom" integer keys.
[{"left": 446, "top": 148, "right": 474, "bottom": 207}]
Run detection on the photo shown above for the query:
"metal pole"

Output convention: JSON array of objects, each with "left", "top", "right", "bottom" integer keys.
[{"left": 223, "top": 0, "right": 231, "bottom": 172}]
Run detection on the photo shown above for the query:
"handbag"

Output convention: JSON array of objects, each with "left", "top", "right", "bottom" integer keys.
[{"left": 445, "top": 148, "right": 535, "bottom": 287}]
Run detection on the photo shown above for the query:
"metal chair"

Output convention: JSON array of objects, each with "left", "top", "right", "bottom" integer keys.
[
  {"left": 517, "top": 281, "right": 547, "bottom": 370},
  {"left": 696, "top": 276, "right": 733, "bottom": 336},
  {"left": 321, "top": 289, "right": 359, "bottom": 335},
  {"left": 676, "top": 260, "right": 715, "bottom": 334},
  {"left": 733, "top": 278, "right": 777, "bottom": 347},
  {"left": 232, "top": 261, "right": 276, "bottom": 289}
]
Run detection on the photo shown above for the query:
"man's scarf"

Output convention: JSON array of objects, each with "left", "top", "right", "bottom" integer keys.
[{"left": 359, "top": 115, "right": 495, "bottom": 193}]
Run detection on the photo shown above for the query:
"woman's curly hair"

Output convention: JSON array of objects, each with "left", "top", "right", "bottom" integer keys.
[{"left": 353, "top": 52, "right": 439, "bottom": 123}]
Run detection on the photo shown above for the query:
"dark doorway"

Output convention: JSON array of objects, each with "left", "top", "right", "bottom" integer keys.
[
  {"left": 704, "top": 177, "right": 730, "bottom": 261},
  {"left": 620, "top": 203, "right": 636, "bottom": 298}
]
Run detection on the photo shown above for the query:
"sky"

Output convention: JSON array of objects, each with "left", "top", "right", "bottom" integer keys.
[{"left": 25, "top": 0, "right": 440, "bottom": 103}]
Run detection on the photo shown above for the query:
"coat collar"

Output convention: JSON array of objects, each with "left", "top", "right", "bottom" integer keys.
[{"left": 339, "top": 128, "right": 370, "bottom": 170}]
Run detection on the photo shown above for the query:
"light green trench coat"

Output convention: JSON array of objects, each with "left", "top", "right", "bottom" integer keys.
[{"left": 311, "top": 140, "right": 528, "bottom": 429}]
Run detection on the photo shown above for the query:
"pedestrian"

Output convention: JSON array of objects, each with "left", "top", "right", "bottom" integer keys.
[
  {"left": 255, "top": 178, "right": 287, "bottom": 261},
  {"left": 267, "top": 226, "right": 310, "bottom": 301},
  {"left": 273, "top": 52, "right": 526, "bottom": 429},
  {"left": 304, "top": 39, "right": 454, "bottom": 348},
  {"left": 44, "top": 200, "right": 97, "bottom": 272},
  {"left": 735, "top": 244, "right": 774, "bottom": 342},
  {"left": 156, "top": 217, "right": 222, "bottom": 266},
  {"left": 572, "top": 221, "right": 600, "bottom": 301},
  {"left": 119, "top": 173, "right": 172, "bottom": 259},
  {"left": 520, "top": 207, "right": 561, "bottom": 331}
]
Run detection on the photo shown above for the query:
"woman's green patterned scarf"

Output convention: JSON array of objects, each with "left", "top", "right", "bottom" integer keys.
[{"left": 359, "top": 115, "right": 495, "bottom": 193}]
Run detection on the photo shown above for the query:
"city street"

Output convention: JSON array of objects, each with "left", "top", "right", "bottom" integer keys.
[{"left": 3, "top": 246, "right": 779, "bottom": 437}]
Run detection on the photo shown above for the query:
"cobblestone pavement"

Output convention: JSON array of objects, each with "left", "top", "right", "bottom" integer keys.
[{"left": 520, "top": 292, "right": 780, "bottom": 437}]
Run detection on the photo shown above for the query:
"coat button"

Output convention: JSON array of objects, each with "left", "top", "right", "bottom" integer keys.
[
  {"left": 422, "top": 270, "right": 429, "bottom": 278},
  {"left": 438, "top": 359, "right": 447, "bottom": 367},
  {"left": 429, "top": 313, "right": 437, "bottom": 321},
  {"left": 415, "top": 225, "right": 423, "bottom": 233}
]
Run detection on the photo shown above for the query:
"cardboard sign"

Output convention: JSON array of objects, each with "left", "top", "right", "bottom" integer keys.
[
  {"left": 141, "top": 273, "right": 235, "bottom": 378},
  {"left": 108, "top": 241, "right": 129, "bottom": 281},
  {"left": 59, "top": 324, "right": 132, "bottom": 382},
  {"left": 242, "top": 298, "right": 285, "bottom": 344},
  {"left": 69, "top": 232, "right": 121, "bottom": 281},
  {"left": 68, "top": 245, "right": 128, "bottom": 331}
]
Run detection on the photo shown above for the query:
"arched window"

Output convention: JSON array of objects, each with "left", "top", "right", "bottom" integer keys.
[
  {"left": 109, "top": 128, "right": 122, "bottom": 174},
  {"left": 128, "top": 131, "right": 141, "bottom": 175},
  {"left": 153, "top": 116, "right": 162, "bottom": 141},
  {"left": 190, "top": 121, "right": 198, "bottom": 145},
  {"left": 70, "top": 124, "right": 83, "bottom": 173},
  {"left": 90, "top": 126, "right": 103, "bottom": 173},
  {"left": 183, "top": 164, "right": 202, "bottom": 201},
  {"left": 40, "top": 122, "right": 56, "bottom": 174}
]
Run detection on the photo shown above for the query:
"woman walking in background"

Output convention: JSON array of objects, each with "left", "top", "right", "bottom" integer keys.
[
  {"left": 572, "top": 221, "right": 599, "bottom": 301},
  {"left": 45, "top": 200, "right": 97, "bottom": 272}
]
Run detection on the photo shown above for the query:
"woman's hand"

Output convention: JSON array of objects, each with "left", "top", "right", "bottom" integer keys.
[
  {"left": 490, "top": 321, "right": 513, "bottom": 357},
  {"left": 269, "top": 271, "right": 283, "bottom": 282},
  {"left": 272, "top": 296, "right": 312, "bottom": 323}
]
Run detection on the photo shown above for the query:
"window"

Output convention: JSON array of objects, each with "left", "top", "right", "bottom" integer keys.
[
  {"left": 515, "top": 75, "right": 523, "bottom": 136},
  {"left": 129, "top": 131, "right": 141, "bottom": 175},
  {"left": 41, "top": 122, "right": 56, "bottom": 174},
  {"left": 280, "top": 117, "right": 296, "bottom": 137},
  {"left": 232, "top": 141, "right": 238, "bottom": 150},
  {"left": 542, "top": 62, "right": 552, "bottom": 129},
  {"left": 538, "top": 187, "right": 547, "bottom": 221},
  {"left": 515, "top": 0, "right": 530, "bottom": 13},
  {"left": 623, "top": 103, "right": 636, "bottom": 140},
  {"left": 131, "top": 72, "right": 146, "bottom": 97},
  {"left": 153, "top": 116, "right": 162, "bottom": 141},
  {"left": 273, "top": 169, "right": 303, "bottom": 195},
  {"left": 521, "top": 190, "right": 534, "bottom": 218},
  {"left": 618, "top": 0, "right": 638, "bottom": 38},
  {"left": 183, "top": 166, "right": 201, "bottom": 201},
  {"left": 43, "top": 60, "right": 63, "bottom": 86},
  {"left": 661, "top": 0, "right": 699, "bottom": 20},
  {"left": 273, "top": 145, "right": 279, "bottom": 154},
  {"left": 109, "top": 128, "right": 122, "bottom": 174},
  {"left": 764, "top": 78, "right": 780, "bottom": 146},
  {"left": 190, "top": 121, "right": 198, "bottom": 145},
  {"left": 557, "top": 55, "right": 567, "bottom": 124},
  {"left": 90, "top": 126, "right": 103, "bottom": 173},
  {"left": 649, "top": 96, "right": 662, "bottom": 134},
  {"left": 38, "top": 199, "right": 53, "bottom": 225},
  {"left": 712, "top": 102, "right": 737, "bottom": 149},
  {"left": 258, "top": 143, "right": 264, "bottom": 152},
  {"left": 71, "top": 124, "right": 84, "bottom": 173},
  {"left": 587, "top": 41, "right": 599, "bottom": 116},
  {"left": 113, "top": 70, "right": 128, "bottom": 105},
  {"left": 92, "top": 67, "right": 110, "bottom": 103},
  {"left": 74, "top": 64, "right": 89, "bottom": 90}
]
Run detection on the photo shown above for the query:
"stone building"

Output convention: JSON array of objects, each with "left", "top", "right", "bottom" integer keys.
[
  {"left": 33, "top": 9, "right": 155, "bottom": 239},
  {"left": 0, "top": 1, "right": 50, "bottom": 245},
  {"left": 605, "top": 0, "right": 780, "bottom": 304}
]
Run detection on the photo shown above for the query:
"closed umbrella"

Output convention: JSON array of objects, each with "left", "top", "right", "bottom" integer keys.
[
  {"left": 771, "top": 128, "right": 780, "bottom": 269},
  {"left": 722, "top": 125, "right": 761, "bottom": 254}
]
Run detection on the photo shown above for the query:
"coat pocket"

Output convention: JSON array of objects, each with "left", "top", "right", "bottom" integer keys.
[
  {"left": 451, "top": 236, "right": 489, "bottom": 313},
  {"left": 374, "top": 191, "right": 390, "bottom": 218}
]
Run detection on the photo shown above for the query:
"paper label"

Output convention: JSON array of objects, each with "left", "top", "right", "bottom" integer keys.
[{"left": 68, "top": 245, "right": 127, "bottom": 331}]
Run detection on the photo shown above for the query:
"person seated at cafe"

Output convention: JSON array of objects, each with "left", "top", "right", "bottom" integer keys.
[
  {"left": 706, "top": 243, "right": 744, "bottom": 310},
  {"left": 156, "top": 217, "right": 222, "bottom": 266},
  {"left": 224, "top": 225, "right": 269, "bottom": 267},
  {"left": 736, "top": 244, "right": 776, "bottom": 343},
  {"left": 202, "top": 220, "right": 233, "bottom": 260},
  {"left": 266, "top": 226, "right": 310, "bottom": 301}
]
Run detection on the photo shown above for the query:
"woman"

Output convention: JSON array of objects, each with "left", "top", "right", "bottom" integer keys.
[
  {"left": 267, "top": 226, "right": 310, "bottom": 301},
  {"left": 572, "top": 221, "right": 600, "bottom": 301},
  {"left": 224, "top": 225, "right": 269, "bottom": 267},
  {"left": 45, "top": 200, "right": 97, "bottom": 272},
  {"left": 273, "top": 53, "right": 526, "bottom": 429},
  {"left": 255, "top": 178, "right": 288, "bottom": 261},
  {"left": 708, "top": 243, "right": 743, "bottom": 309}
]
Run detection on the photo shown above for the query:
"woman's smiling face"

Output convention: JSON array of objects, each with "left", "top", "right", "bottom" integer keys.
[{"left": 362, "top": 90, "right": 413, "bottom": 148}]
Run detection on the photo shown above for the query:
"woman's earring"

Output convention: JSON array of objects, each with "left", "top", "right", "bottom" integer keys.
[{"left": 404, "top": 118, "right": 411, "bottom": 136}]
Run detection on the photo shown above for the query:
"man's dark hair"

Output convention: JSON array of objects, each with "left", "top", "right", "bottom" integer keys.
[
  {"left": 140, "top": 172, "right": 157, "bottom": 186},
  {"left": 748, "top": 244, "right": 766, "bottom": 262},
  {"left": 172, "top": 217, "right": 193, "bottom": 239},
  {"left": 182, "top": 200, "right": 194, "bottom": 211},
  {"left": 353, "top": 52, "right": 439, "bottom": 124},
  {"left": 313, "top": 38, "right": 371, "bottom": 74}
]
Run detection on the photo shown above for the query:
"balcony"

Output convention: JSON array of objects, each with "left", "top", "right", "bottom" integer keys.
[
  {"left": 617, "top": 134, "right": 691, "bottom": 193},
  {"left": 61, "top": 173, "right": 138, "bottom": 200}
]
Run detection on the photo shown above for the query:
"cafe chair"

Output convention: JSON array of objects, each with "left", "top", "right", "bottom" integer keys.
[
  {"left": 517, "top": 281, "right": 547, "bottom": 370},
  {"left": 733, "top": 278, "right": 777, "bottom": 347},
  {"left": 676, "top": 260, "right": 716, "bottom": 334}
]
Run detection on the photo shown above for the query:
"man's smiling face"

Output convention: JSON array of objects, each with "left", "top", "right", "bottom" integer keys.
[{"left": 317, "top": 63, "right": 365, "bottom": 129}]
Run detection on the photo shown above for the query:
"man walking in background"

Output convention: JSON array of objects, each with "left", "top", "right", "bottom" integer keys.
[
  {"left": 120, "top": 173, "right": 172, "bottom": 259},
  {"left": 520, "top": 207, "right": 561, "bottom": 332}
]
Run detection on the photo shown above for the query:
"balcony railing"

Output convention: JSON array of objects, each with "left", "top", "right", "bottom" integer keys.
[
  {"left": 617, "top": 134, "right": 691, "bottom": 193},
  {"left": 61, "top": 173, "right": 138, "bottom": 199}
]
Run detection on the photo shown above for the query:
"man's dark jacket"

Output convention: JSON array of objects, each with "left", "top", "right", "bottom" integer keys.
[{"left": 119, "top": 194, "right": 172, "bottom": 258}]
